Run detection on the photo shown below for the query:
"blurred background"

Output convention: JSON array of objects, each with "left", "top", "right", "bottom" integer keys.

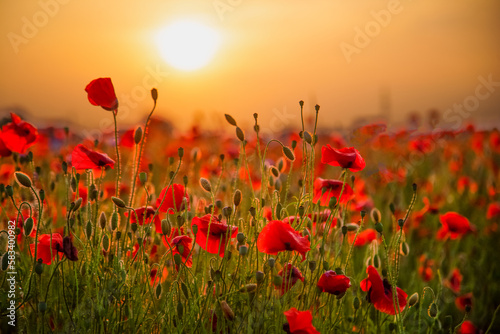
[{"left": 1, "top": 0, "right": 499, "bottom": 139}]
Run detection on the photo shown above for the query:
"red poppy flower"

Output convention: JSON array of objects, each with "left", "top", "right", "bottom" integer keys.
[
  {"left": 321, "top": 145, "right": 365, "bottom": 172},
  {"left": 458, "top": 320, "right": 477, "bottom": 334},
  {"left": 191, "top": 214, "right": 238, "bottom": 257},
  {"left": 487, "top": 202, "right": 500, "bottom": 219},
  {"left": 418, "top": 254, "right": 434, "bottom": 282},
  {"left": 125, "top": 206, "right": 161, "bottom": 233},
  {"left": 257, "top": 220, "right": 310, "bottom": 261},
  {"left": 0, "top": 113, "right": 38, "bottom": 154},
  {"left": 360, "top": 265, "right": 407, "bottom": 315},
  {"left": 71, "top": 144, "right": 115, "bottom": 170},
  {"left": 156, "top": 184, "right": 189, "bottom": 214},
  {"left": 150, "top": 267, "right": 168, "bottom": 286},
  {"left": 168, "top": 235, "right": 193, "bottom": 270},
  {"left": 0, "top": 136, "right": 12, "bottom": 157},
  {"left": 121, "top": 128, "right": 136, "bottom": 148},
  {"left": 317, "top": 270, "right": 351, "bottom": 295},
  {"left": 85, "top": 77, "right": 119, "bottom": 111},
  {"left": 30, "top": 233, "right": 64, "bottom": 265},
  {"left": 349, "top": 229, "right": 378, "bottom": 247},
  {"left": 437, "top": 212, "right": 474, "bottom": 240},
  {"left": 455, "top": 292, "right": 473, "bottom": 311},
  {"left": 283, "top": 308, "right": 320, "bottom": 334},
  {"left": 277, "top": 263, "right": 304, "bottom": 295},
  {"left": 445, "top": 268, "right": 462, "bottom": 294},
  {"left": 313, "top": 178, "right": 354, "bottom": 206}
]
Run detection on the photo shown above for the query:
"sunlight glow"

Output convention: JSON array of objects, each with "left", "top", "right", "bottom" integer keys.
[{"left": 155, "top": 20, "right": 221, "bottom": 71}]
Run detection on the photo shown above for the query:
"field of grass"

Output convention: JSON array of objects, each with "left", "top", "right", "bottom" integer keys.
[{"left": 0, "top": 79, "right": 499, "bottom": 333}]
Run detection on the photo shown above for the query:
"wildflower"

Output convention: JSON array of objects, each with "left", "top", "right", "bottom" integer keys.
[
  {"left": 30, "top": 233, "right": 64, "bottom": 265},
  {"left": 487, "top": 202, "right": 500, "bottom": 219},
  {"left": 85, "top": 77, "right": 118, "bottom": 111},
  {"left": 445, "top": 268, "right": 462, "bottom": 294},
  {"left": 71, "top": 144, "right": 115, "bottom": 170},
  {"left": 125, "top": 206, "right": 161, "bottom": 233},
  {"left": 317, "top": 270, "right": 351, "bottom": 295},
  {"left": 349, "top": 228, "right": 378, "bottom": 247},
  {"left": 418, "top": 254, "right": 434, "bottom": 282},
  {"left": 360, "top": 265, "right": 407, "bottom": 315},
  {"left": 437, "top": 212, "right": 475, "bottom": 240},
  {"left": 150, "top": 267, "right": 168, "bottom": 286},
  {"left": 191, "top": 214, "right": 237, "bottom": 257},
  {"left": 257, "top": 220, "right": 310, "bottom": 261},
  {"left": 169, "top": 235, "right": 193, "bottom": 269},
  {"left": 458, "top": 320, "right": 477, "bottom": 334},
  {"left": 156, "top": 184, "right": 189, "bottom": 214},
  {"left": 283, "top": 308, "right": 320, "bottom": 334},
  {"left": 0, "top": 113, "right": 38, "bottom": 154},
  {"left": 455, "top": 292, "right": 473, "bottom": 311},
  {"left": 313, "top": 178, "right": 354, "bottom": 206},
  {"left": 321, "top": 145, "right": 365, "bottom": 172},
  {"left": 276, "top": 263, "right": 304, "bottom": 295}
]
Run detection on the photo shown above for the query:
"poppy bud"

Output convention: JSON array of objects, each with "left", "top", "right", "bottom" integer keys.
[
  {"left": 408, "top": 292, "right": 419, "bottom": 307},
  {"left": 335, "top": 267, "right": 345, "bottom": 275},
  {"left": 249, "top": 206, "right": 256, "bottom": 218},
  {"left": 375, "top": 222, "right": 383, "bottom": 234},
  {"left": 15, "top": 172, "right": 32, "bottom": 188},
  {"left": 174, "top": 253, "right": 182, "bottom": 265},
  {"left": 137, "top": 237, "right": 143, "bottom": 245},
  {"left": 465, "top": 304, "right": 471, "bottom": 313},
  {"left": 398, "top": 219, "right": 404, "bottom": 228},
  {"left": 268, "top": 258, "right": 275, "bottom": 268},
  {"left": 299, "top": 100, "right": 304, "bottom": 107},
  {"left": 38, "top": 301, "right": 47, "bottom": 313},
  {"left": 303, "top": 131, "right": 313, "bottom": 145},
  {"left": 428, "top": 302, "right": 438, "bottom": 318},
  {"left": 224, "top": 114, "right": 237, "bottom": 126},
  {"left": 255, "top": 271, "right": 265, "bottom": 283},
  {"left": 161, "top": 219, "right": 171, "bottom": 236},
  {"left": 85, "top": 221, "right": 92, "bottom": 240},
  {"left": 73, "top": 198, "right": 83, "bottom": 212},
  {"left": 236, "top": 232, "right": 245, "bottom": 244},
  {"left": 177, "top": 301, "right": 183, "bottom": 318},
  {"left": 238, "top": 244, "right": 247, "bottom": 256},
  {"left": 6, "top": 185, "right": 13, "bottom": 197},
  {"left": 240, "top": 283, "right": 257, "bottom": 293},
  {"left": 341, "top": 226, "right": 348, "bottom": 235},
  {"left": 116, "top": 231, "right": 121, "bottom": 240},
  {"left": 400, "top": 242, "right": 410, "bottom": 256},
  {"left": 39, "top": 189, "right": 45, "bottom": 201},
  {"left": 181, "top": 282, "right": 189, "bottom": 299},
  {"left": 412, "top": 183, "right": 417, "bottom": 192},
  {"left": 270, "top": 166, "right": 279, "bottom": 178},
  {"left": 24, "top": 217, "right": 34, "bottom": 236},
  {"left": 221, "top": 301, "right": 235, "bottom": 321},
  {"left": 178, "top": 147, "right": 184, "bottom": 159},
  {"left": 35, "top": 258, "right": 44, "bottom": 275},
  {"left": 353, "top": 296, "right": 360, "bottom": 310},
  {"left": 233, "top": 189, "right": 242, "bottom": 207},
  {"left": 139, "top": 172, "right": 147, "bottom": 184},
  {"left": 223, "top": 206, "right": 232, "bottom": 219},
  {"left": 236, "top": 127, "right": 245, "bottom": 142},
  {"left": 192, "top": 224, "right": 198, "bottom": 235},
  {"left": 200, "top": 178, "right": 212, "bottom": 193},
  {"left": 111, "top": 212, "right": 118, "bottom": 231},
  {"left": 273, "top": 275, "right": 283, "bottom": 287},
  {"left": 389, "top": 203, "right": 395, "bottom": 215},
  {"left": 323, "top": 261, "right": 329, "bottom": 271},
  {"left": 62, "top": 161, "right": 68, "bottom": 174},
  {"left": 282, "top": 146, "right": 295, "bottom": 161},
  {"left": 346, "top": 223, "right": 359, "bottom": 232},
  {"left": 1, "top": 252, "right": 9, "bottom": 271},
  {"left": 70, "top": 176, "right": 77, "bottom": 192},
  {"left": 155, "top": 283, "right": 162, "bottom": 299},
  {"left": 112, "top": 196, "right": 126, "bottom": 208},
  {"left": 315, "top": 104, "right": 320, "bottom": 112},
  {"left": 329, "top": 197, "right": 337, "bottom": 209},
  {"left": 131, "top": 222, "right": 138, "bottom": 233},
  {"left": 151, "top": 88, "right": 158, "bottom": 102},
  {"left": 302, "top": 228, "right": 311, "bottom": 240},
  {"left": 371, "top": 208, "right": 381, "bottom": 224},
  {"left": 133, "top": 127, "right": 143, "bottom": 145},
  {"left": 99, "top": 212, "right": 107, "bottom": 229}
]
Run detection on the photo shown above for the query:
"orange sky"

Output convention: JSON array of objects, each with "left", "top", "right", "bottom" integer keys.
[{"left": 1, "top": 0, "right": 499, "bottom": 138}]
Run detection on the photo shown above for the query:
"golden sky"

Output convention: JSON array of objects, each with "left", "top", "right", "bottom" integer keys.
[{"left": 1, "top": 0, "right": 499, "bottom": 137}]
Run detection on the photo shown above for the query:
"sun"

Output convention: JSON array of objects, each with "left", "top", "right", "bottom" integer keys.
[{"left": 155, "top": 20, "right": 221, "bottom": 71}]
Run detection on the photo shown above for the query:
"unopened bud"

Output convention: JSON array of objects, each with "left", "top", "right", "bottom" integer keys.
[
  {"left": 353, "top": 296, "right": 360, "bottom": 310},
  {"left": 270, "top": 166, "right": 279, "bottom": 178},
  {"left": 233, "top": 189, "right": 242, "bottom": 207},
  {"left": 375, "top": 222, "right": 383, "bottom": 234},
  {"left": 224, "top": 114, "right": 237, "bottom": 126},
  {"left": 282, "top": 146, "right": 295, "bottom": 161},
  {"left": 400, "top": 242, "right": 410, "bottom": 256},
  {"left": 428, "top": 302, "right": 438, "bottom": 318},
  {"left": 155, "top": 283, "right": 162, "bottom": 299},
  {"left": 102, "top": 234, "right": 110, "bottom": 251},
  {"left": 371, "top": 208, "right": 381, "bottom": 223},
  {"left": 161, "top": 219, "right": 171, "bottom": 236},
  {"left": 408, "top": 292, "right": 419, "bottom": 307},
  {"left": 24, "top": 217, "right": 34, "bottom": 236},
  {"left": 236, "top": 127, "right": 245, "bottom": 142},
  {"left": 178, "top": 147, "right": 184, "bottom": 159},
  {"left": 85, "top": 220, "right": 92, "bottom": 240},
  {"left": 200, "top": 178, "right": 212, "bottom": 193},
  {"left": 111, "top": 196, "right": 126, "bottom": 208},
  {"left": 240, "top": 283, "right": 257, "bottom": 293},
  {"left": 273, "top": 275, "right": 283, "bottom": 287},
  {"left": 131, "top": 223, "right": 137, "bottom": 233},
  {"left": 99, "top": 212, "right": 107, "bottom": 229},
  {"left": 134, "top": 127, "right": 143, "bottom": 145},
  {"left": 111, "top": 212, "right": 118, "bottom": 231},
  {"left": 38, "top": 301, "right": 47, "bottom": 313},
  {"left": 303, "top": 131, "right": 313, "bottom": 145},
  {"left": 239, "top": 245, "right": 248, "bottom": 256},
  {"left": 73, "top": 197, "right": 83, "bottom": 212},
  {"left": 15, "top": 172, "right": 32, "bottom": 188},
  {"left": 139, "top": 172, "right": 147, "bottom": 184},
  {"left": 346, "top": 223, "right": 359, "bottom": 232},
  {"left": 174, "top": 253, "right": 182, "bottom": 265},
  {"left": 329, "top": 197, "right": 337, "bottom": 209},
  {"left": 255, "top": 271, "right": 264, "bottom": 283},
  {"left": 35, "top": 259, "right": 44, "bottom": 275},
  {"left": 220, "top": 301, "right": 235, "bottom": 321},
  {"left": 151, "top": 88, "right": 158, "bottom": 102}
]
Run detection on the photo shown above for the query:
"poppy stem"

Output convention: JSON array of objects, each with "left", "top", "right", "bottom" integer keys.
[{"left": 112, "top": 110, "right": 122, "bottom": 201}]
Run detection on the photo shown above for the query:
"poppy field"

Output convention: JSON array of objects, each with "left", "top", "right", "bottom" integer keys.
[{"left": 0, "top": 78, "right": 499, "bottom": 333}]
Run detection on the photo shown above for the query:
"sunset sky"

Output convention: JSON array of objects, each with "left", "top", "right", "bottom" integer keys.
[{"left": 1, "top": 0, "right": 499, "bottom": 138}]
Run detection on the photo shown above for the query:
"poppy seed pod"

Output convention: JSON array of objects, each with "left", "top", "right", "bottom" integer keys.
[
  {"left": 134, "top": 127, "right": 143, "bottom": 145},
  {"left": 255, "top": 271, "right": 265, "bottom": 283},
  {"left": 15, "top": 172, "right": 32, "bottom": 188},
  {"left": 240, "top": 283, "right": 257, "bottom": 293},
  {"left": 151, "top": 88, "right": 158, "bottom": 102},
  {"left": 236, "top": 127, "right": 245, "bottom": 142},
  {"left": 6, "top": 185, "right": 14, "bottom": 197},
  {"left": 178, "top": 147, "right": 184, "bottom": 159},
  {"left": 237, "top": 232, "right": 245, "bottom": 244},
  {"left": 224, "top": 114, "right": 237, "bottom": 126},
  {"left": 239, "top": 245, "right": 248, "bottom": 256},
  {"left": 221, "top": 301, "right": 235, "bottom": 321}
]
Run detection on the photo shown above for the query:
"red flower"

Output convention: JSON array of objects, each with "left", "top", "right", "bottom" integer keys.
[
  {"left": 0, "top": 113, "right": 38, "bottom": 154},
  {"left": 313, "top": 178, "right": 354, "bottom": 206},
  {"left": 487, "top": 202, "right": 500, "bottom": 219},
  {"left": 156, "top": 184, "right": 189, "bottom": 214},
  {"left": 455, "top": 292, "right": 473, "bottom": 311},
  {"left": 30, "top": 233, "right": 64, "bottom": 265},
  {"left": 257, "top": 220, "right": 310, "bottom": 261},
  {"left": 125, "top": 206, "right": 161, "bottom": 233},
  {"left": 317, "top": 270, "right": 351, "bottom": 295},
  {"left": 85, "top": 78, "right": 118, "bottom": 111},
  {"left": 418, "top": 254, "right": 434, "bottom": 282},
  {"left": 437, "top": 212, "right": 474, "bottom": 240},
  {"left": 277, "top": 263, "right": 304, "bottom": 295},
  {"left": 167, "top": 235, "right": 193, "bottom": 270},
  {"left": 150, "top": 267, "right": 168, "bottom": 286},
  {"left": 71, "top": 144, "right": 115, "bottom": 170},
  {"left": 283, "top": 308, "right": 320, "bottom": 334},
  {"left": 360, "top": 265, "right": 407, "bottom": 315},
  {"left": 458, "top": 320, "right": 477, "bottom": 334},
  {"left": 446, "top": 268, "right": 462, "bottom": 294},
  {"left": 321, "top": 145, "right": 365, "bottom": 172},
  {"left": 349, "top": 229, "right": 378, "bottom": 247},
  {"left": 191, "top": 214, "right": 237, "bottom": 257}
]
